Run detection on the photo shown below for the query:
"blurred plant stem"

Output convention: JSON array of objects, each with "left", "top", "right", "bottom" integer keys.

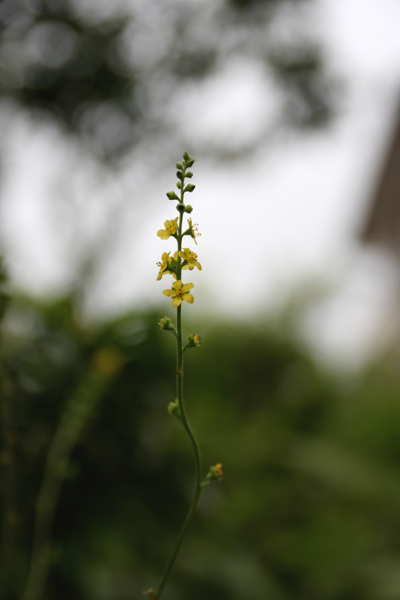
[
  {"left": 0, "top": 403, "right": 22, "bottom": 600},
  {"left": 23, "top": 348, "right": 123, "bottom": 600}
]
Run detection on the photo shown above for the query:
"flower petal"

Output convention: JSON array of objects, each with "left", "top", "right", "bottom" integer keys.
[
  {"left": 163, "top": 289, "right": 175, "bottom": 297},
  {"left": 173, "top": 280, "right": 182, "bottom": 290},
  {"left": 183, "top": 293, "right": 194, "bottom": 304},
  {"left": 182, "top": 282, "right": 194, "bottom": 292},
  {"left": 172, "top": 297, "right": 182, "bottom": 307}
]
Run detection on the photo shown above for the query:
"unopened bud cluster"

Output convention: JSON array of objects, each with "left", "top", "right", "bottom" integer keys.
[
  {"left": 183, "top": 334, "right": 201, "bottom": 352},
  {"left": 158, "top": 316, "right": 177, "bottom": 336},
  {"left": 202, "top": 463, "right": 223, "bottom": 488}
]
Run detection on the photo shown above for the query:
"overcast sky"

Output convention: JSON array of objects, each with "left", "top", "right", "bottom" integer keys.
[{"left": 3, "top": 0, "right": 400, "bottom": 369}]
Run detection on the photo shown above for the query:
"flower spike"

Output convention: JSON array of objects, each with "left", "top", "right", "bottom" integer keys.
[{"left": 152, "top": 153, "right": 219, "bottom": 600}]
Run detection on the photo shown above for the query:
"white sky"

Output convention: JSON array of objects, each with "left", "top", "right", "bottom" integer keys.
[{"left": 3, "top": 0, "right": 400, "bottom": 369}]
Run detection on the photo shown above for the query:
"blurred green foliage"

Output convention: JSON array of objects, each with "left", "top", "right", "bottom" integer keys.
[{"left": 1, "top": 295, "right": 400, "bottom": 599}]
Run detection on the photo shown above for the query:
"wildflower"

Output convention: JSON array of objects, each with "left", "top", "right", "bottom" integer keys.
[
  {"left": 186, "top": 218, "right": 201, "bottom": 245},
  {"left": 156, "top": 251, "right": 179, "bottom": 280},
  {"left": 213, "top": 463, "right": 223, "bottom": 479},
  {"left": 178, "top": 248, "right": 202, "bottom": 271},
  {"left": 158, "top": 316, "right": 177, "bottom": 336},
  {"left": 183, "top": 333, "right": 201, "bottom": 352},
  {"left": 157, "top": 217, "right": 179, "bottom": 240},
  {"left": 156, "top": 252, "right": 171, "bottom": 280},
  {"left": 163, "top": 280, "right": 194, "bottom": 307},
  {"left": 202, "top": 463, "right": 223, "bottom": 487}
]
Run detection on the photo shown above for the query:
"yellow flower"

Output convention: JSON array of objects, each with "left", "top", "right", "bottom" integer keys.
[
  {"left": 163, "top": 280, "right": 194, "bottom": 307},
  {"left": 156, "top": 252, "right": 171, "bottom": 280},
  {"left": 178, "top": 248, "right": 202, "bottom": 271},
  {"left": 157, "top": 217, "right": 179, "bottom": 240},
  {"left": 187, "top": 218, "right": 201, "bottom": 245},
  {"left": 214, "top": 463, "right": 223, "bottom": 478},
  {"left": 156, "top": 251, "right": 179, "bottom": 280}
]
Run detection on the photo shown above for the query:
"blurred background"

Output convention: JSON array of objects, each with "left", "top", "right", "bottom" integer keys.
[{"left": 2, "top": 0, "right": 400, "bottom": 598}]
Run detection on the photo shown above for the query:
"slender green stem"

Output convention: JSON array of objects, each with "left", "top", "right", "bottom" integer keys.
[{"left": 153, "top": 175, "right": 203, "bottom": 600}]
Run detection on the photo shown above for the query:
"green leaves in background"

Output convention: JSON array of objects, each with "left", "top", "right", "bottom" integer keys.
[{"left": 1, "top": 296, "right": 400, "bottom": 599}]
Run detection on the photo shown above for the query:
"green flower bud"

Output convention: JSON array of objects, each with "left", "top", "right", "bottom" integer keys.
[
  {"left": 168, "top": 401, "right": 181, "bottom": 419},
  {"left": 185, "top": 171, "right": 193, "bottom": 178},
  {"left": 176, "top": 170, "right": 184, "bottom": 181},
  {"left": 176, "top": 203, "right": 185, "bottom": 212},
  {"left": 183, "top": 152, "right": 195, "bottom": 168},
  {"left": 184, "top": 184, "right": 195, "bottom": 193},
  {"left": 183, "top": 333, "right": 201, "bottom": 352},
  {"left": 202, "top": 463, "right": 223, "bottom": 488},
  {"left": 158, "top": 316, "right": 177, "bottom": 336},
  {"left": 176, "top": 162, "right": 183, "bottom": 170},
  {"left": 166, "top": 191, "right": 180, "bottom": 201},
  {"left": 184, "top": 205, "right": 193, "bottom": 213},
  {"left": 176, "top": 181, "right": 182, "bottom": 189}
]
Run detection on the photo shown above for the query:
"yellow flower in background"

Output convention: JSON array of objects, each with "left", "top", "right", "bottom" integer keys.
[
  {"left": 214, "top": 463, "right": 223, "bottom": 478},
  {"left": 187, "top": 218, "right": 200, "bottom": 245},
  {"left": 178, "top": 248, "right": 202, "bottom": 271},
  {"left": 157, "top": 217, "right": 179, "bottom": 240},
  {"left": 163, "top": 280, "right": 194, "bottom": 307}
]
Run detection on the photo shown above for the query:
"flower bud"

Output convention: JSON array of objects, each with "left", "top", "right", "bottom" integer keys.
[
  {"left": 176, "top": 170, "right": 184, "bottom": 181},
  {"left": 176, "top": 162, "right": 183, "bottom": 170},
  {"left": 184, "top": 184, "right": 195, "bottom": 193},
  {"left": 183, "top": 333, "right": 201, "bottom": 352},
  {"left": 166, "top": 191, "right": 179, "bottom": 201},
  {"left": 176, "top": 203, "right": 185, "bottom": 212},
  {"left": 202, "top": 463, "right": 223, "bottom": 487},
  {"left": 176, "top": 181, "right": 182, "bottom": 190},
  {"left": 184, "top": 205, "right": 193, "bottom": 213},
  {"left": 158, "top": 316, "right": 177, "bottom": 336},
  {"left": 168, "top": 401, "right": 181, "bottom": 419},
  {"left": 185, "top": 171, "right": 193, "bottom": 178},
  {"left": 183, "top": 152, "right": 195, "bottom": 168}
]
